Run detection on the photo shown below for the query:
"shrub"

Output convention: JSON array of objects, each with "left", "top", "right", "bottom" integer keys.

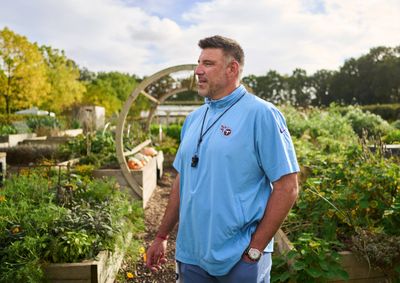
[
  {"left": 150, "top": 123, "right": 183, "bottom": 143},
  {"left": 392, "top": 120, "right": 400, "bottom": 130},
  {"left": 383, "top": 129, "right": 400, "bottom": 144},
  {"left": 0, "top": 124, "right": 17, "bottom": 136},
  {"left": 344, "top": 106, "right": 393, "bottom": 138},
  {"left": 361, "top": 104, "right": 400, "bottom": 122},
  {"left": 25, "top": 116, "right": 62, "bottom": 134}
]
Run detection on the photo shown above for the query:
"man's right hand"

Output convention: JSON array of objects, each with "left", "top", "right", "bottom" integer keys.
[{"left": 146, "top": 237, "right": 168, "bottom": 272}]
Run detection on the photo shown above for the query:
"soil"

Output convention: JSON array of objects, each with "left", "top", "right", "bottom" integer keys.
[{"left": 118, "top": 167, "right": 178, "bottom": 283}]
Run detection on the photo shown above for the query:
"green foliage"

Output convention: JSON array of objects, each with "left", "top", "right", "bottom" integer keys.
[
  {"left": 0, "top": 169, "right": 144, "bottom": 282},
  {"left": 0, "top": 124, "right": 17, "bottom": 135},
  {"left": 39, "top": 45, "right": 85, "bottom": 114},
  {"left": 0, "top": 27, "right": 50, "bottom": 114},
  {"left": 150, "top": 123, "right": 183, "bottom": 142},
  {"left": 150, "top": 123, "right": 182, "bottom": 155},
  {"left": 344, "top": 106, "right": 393, "bottom": 137},
  {"left": 392, "top": 120, "right": 400, "bottom": 129},
  {"left": 281, "top": 105, "right": 357, "bottom": 146},
  {"left": 278, "top": 105, "right": 400, "bottom": 281},
  {"left": 82, "top": 72, "right": 142, "bottom": 117},
  {"left": 361, "top": 104, "right": 400, "bottom": 122},
  {"left": 164, "top": 124, "right": 183, "bottom": 142},
  {"left": 154, "top": 136, "right": 179, "bottom": 155},
  {"left": 272, "top": 234, "right": 349, "bottom": 282},
  {"left": 383, "top": 129, "right": 400, "bottom": 144},
  {"left": 244, "top": 46, "right": 400, "bottom": 107},
  {"left": 0, "top": 113, "right": 24, "bottom": 124},
  {"left": 59, "top": 131, "right": 118, "bottom": 168},
  {"left": 25, "top": 115, "right": 62, "bottom": 131}
]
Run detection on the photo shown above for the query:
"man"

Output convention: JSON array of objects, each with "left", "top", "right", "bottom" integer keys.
[{"left": 146, "top": 35, "right": 299, "bottom": 283}]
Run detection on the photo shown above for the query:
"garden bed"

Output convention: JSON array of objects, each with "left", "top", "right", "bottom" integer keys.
[
  {"left": 92, "top": 155, "right": 158, "bottom": 208},
  {"left": 0, "top": 133, "right": 37, "bottom": 147},
  {"left": 274, "top": 229, "right": 387, "bottom": 282},
  {"left": 45, "top": 232, "right": 132, "bottom": 283}
]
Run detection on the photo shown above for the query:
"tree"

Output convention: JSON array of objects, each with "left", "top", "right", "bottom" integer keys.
[
  {"left": 310, "top": 70, "right": 336, "bottom": 106},
  {"left": 330, "top": 46, "right": 400, "bottom": 105},
  {"left": 0, "top": 27, "right": 49, "bottom": 114},
  {"left": 40, "top": 46, "right": 86, "bottom": 114},
  {"left": 83, "top": 72, "right": 141, "bottom": 116},
  {"left": 244, "top": 71, "right": 291, "bottom": 105},
  {"left": 287, "top": 68, "right": 314, "bottom": 107}
]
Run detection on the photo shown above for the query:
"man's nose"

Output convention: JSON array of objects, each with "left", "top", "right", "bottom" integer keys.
[{"left": 195, "top": 64, "right": 204, "bottom": 75}]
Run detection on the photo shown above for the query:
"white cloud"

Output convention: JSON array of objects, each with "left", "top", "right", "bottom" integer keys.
[{"left": 0, "top": 0, "right": 399, "bottom": 77}]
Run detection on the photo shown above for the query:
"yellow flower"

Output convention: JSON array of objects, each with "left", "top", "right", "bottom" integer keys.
[
  {"left": 126, "top": 272, "right": 134, "bottom": 279},
  {"left": 0, "top": 195, "right": 5, "bottom": 202},
  {"left": 139, "top": 247, "right": 145, "bottom": 254},
  {"left": 11, "top": 226, "right": 20, "bottom": 234}
]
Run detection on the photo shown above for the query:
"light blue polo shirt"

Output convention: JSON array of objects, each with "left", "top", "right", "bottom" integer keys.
[{"left": 173, "top": 85, "right": 299, "bottom": 276}]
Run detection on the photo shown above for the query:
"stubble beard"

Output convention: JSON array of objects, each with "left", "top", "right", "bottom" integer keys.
[{"left": 197, "top": 82, "right": 225, "bottom": 100}]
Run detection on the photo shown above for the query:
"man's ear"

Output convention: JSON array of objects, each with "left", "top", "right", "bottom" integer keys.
[{"left": 227, "top": 60, "right": 240, "bottom": 78}]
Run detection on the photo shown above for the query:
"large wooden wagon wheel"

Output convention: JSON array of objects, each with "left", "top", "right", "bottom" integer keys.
[{"left": 115, "top": 64, "right": 197, "bottom": 200}]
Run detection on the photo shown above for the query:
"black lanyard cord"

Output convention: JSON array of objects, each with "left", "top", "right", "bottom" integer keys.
[{"left": 194, "top": 92, "right": 246, "bottom": 157}]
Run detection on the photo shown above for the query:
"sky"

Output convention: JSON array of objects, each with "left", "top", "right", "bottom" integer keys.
[{"left": 1, "top": 0, "right": 399, "bottom": 77}]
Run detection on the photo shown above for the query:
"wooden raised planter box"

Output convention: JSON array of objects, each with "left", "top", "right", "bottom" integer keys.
[
  {"left": 0, "top": 133, "right": 37, "bottom": 147},
  {"left": 92, "top": 155, "right": 157, "bottom": 208},
  {"left": 44, "top": 232, "right": 132, "bottom": 283},
  {"left": 274, "top": 229, "right": 387, "bottom": 282}
]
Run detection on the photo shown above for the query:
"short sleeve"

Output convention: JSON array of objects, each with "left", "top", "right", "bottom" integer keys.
[{"left": 255, "top": 104, "right": 299, "bottom": 182}]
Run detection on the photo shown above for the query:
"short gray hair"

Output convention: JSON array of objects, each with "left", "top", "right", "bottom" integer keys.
[{"left": 198, "top": 35, "right": 245, "bottom": 69}]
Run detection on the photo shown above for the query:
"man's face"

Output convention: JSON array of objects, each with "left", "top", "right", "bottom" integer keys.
[{"left": 195, "top": 48, "right": 231, "bottom": 100}]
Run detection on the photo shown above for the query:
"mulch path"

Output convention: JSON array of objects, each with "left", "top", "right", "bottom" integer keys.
[{"left": 117, "top": 168, "right": 178, "bottom": 283}]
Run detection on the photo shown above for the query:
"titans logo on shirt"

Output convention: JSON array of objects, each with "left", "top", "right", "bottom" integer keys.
[{"left": 220, "top": 124, "right": 232, "bottom": 136}]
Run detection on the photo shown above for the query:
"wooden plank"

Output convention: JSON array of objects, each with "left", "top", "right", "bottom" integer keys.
[
  {"left": 46, "top": 280, "right": 90, "bottom": 283},
  {"left": 274, "top": 229, "right": 294, "bottom": 254},
  {"left": 45, "top": 264, "right": 92, "bottom": 279},
  {"left": 132, "top": 156, "right": 157, "bottom": 207},
  {"left": 331, "top": 251, "right": 386, "bottom": 281},
  {"left": 123, "top": 139, "right": 151, "bottom": 157},
  {"left": 99, "top": 232, "right": 132, "bottom": 283},
  {"left": 140, "top": 90, "right": 160, "bottom": 104},
  {"left": 45, "top": 231, "right": 132, "bottom": 283},
  {"left": 57, "top": 158, "right": 81, "bottom": 167}
]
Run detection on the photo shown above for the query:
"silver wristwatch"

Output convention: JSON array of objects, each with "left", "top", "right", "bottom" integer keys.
[{"left": 245, "top": 247, "right": 262, "bottom": 261}]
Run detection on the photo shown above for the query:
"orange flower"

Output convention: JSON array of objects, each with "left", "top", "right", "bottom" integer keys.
[
  {"left": 126, "top": 272, "right": 134, "bottom": 279},
  {"left": 143, "top": 253, "right": 147, "bottom": 262}
]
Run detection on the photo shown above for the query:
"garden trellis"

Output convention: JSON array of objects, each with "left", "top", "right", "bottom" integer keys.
[{"left": 115, "top": 64, "right": 197, "bottom": 200}]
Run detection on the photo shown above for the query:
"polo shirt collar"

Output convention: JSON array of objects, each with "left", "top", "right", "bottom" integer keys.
[{"left": 205, "top": 85, "right": 246, "bottom": 109}]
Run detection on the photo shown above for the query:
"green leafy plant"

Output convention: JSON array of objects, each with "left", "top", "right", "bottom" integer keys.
[
  {"left": 383, "top": 129, "right": 400, "bottom": 144},
  {"left": 59, "top": 131, "right": 118, "bottom": 168},
  {"left": 0, "top": 124, "right": 17, "bottom": 135},
  {"left": 0, "top": 168, "right": 144, "bottom": 282},
  {"left": 25, "top": 115, "right": 62, "bottom": 131},
  {"left": 344, "top": 106, "right": 393, "bottom": 138},
  {"left": 277, "top": 105, "right": 400, "bottom": 282},
  {"left": 272, "top": 234, "right": 349, "bottom": 282}
]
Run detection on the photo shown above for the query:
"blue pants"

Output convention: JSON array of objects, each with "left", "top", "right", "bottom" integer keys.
[{"left": 176, "top": 253, "right": 272, "bottom": 283}]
